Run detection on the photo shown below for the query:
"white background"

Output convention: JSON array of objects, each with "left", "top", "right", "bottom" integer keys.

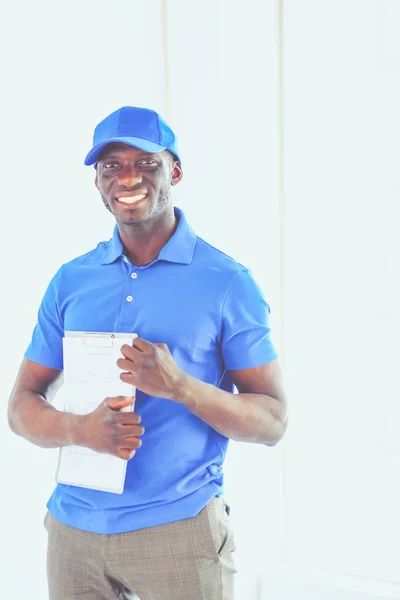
[{"left": 0, "top": 1, "right": 399, "bottom": 599}]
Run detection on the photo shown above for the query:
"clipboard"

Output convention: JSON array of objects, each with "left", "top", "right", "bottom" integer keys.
[{"left": 56, "top": 331, "right": 138, "bottom": 494}]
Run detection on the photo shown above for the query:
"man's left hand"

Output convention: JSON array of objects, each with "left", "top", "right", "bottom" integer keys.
[{"left": 117, "top": 337, "right": 185, "bottom": 400}]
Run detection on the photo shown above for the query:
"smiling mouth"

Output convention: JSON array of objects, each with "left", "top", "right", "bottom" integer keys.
[{"left": 115, "top": 194, "right": 147, "bottom": 206}]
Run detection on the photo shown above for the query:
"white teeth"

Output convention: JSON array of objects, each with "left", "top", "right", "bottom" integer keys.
[{"left": 117, "top": 194, "right": 146, "bottom": 204}]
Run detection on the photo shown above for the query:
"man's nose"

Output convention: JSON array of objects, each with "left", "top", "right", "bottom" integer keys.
[{"left": 118, "top": 165, "right": 143, "bottom": 187}]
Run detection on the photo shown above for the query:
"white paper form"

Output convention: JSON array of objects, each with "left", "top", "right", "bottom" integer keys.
[{"left": 56, "top": 331, "right": 138, "bottom": 494}]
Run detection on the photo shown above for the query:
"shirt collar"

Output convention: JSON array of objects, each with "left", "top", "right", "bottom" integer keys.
[{"left": 100, "top": 207, "right": 196, "bottom": 266}]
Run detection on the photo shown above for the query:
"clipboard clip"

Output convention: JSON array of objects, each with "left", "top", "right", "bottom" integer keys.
[{"left": 82, "top": 333, "right": 115, "bottom": 348}]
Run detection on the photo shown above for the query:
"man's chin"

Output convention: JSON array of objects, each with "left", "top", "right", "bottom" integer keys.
[
  {"left": 115, "top": 209, "right": 152, "bottom": 227},
  {"left": 109, "top": 200, "right": 146, "bottom": 219}
]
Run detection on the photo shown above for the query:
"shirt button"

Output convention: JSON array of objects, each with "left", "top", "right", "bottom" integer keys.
[
  {"left": 131, "top": 272, "right": 138, "bottom": 279},
  {"left": 126, "top": 295, "right": 133, "bottom": 302}
]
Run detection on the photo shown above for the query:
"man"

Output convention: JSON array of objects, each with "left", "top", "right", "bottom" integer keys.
[{"left": 7, "top": 106, "right": 287, "bottom": 600}]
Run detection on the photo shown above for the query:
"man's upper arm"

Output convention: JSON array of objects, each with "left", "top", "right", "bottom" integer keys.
[
  {"left": 9, "top": 267, "right": 65, "bottom": 433},
  {"left": 8, "top": 358, "right": 63, "bottom": 413},
  {"left": 228, "top": 360, "right": 288, "bottom": 446},
  {"left": 228, "top": 359, "right": 287, "bottom": 412}
]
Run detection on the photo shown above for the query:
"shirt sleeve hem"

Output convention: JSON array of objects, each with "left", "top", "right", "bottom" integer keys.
[
  {"left": 225, "top": 350, "right": 279, "bottom": 371},
  {"left": 24, "top": 351, "right": 63, "bottom": 371}
]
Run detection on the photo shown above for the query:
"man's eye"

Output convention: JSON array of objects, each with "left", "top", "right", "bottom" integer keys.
[
  {"left": 104, "top": 162, "right": 119, "bottom": 169},
  {"left": 139, "top": 160, "right": 157, "bottom": 166}
]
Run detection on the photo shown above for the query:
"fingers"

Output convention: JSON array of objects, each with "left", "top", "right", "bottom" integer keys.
[
  {"left": 105, "top": 395, "right": 135, "bottom": 410},
  {"left": 123, "top": 435, "right": 143, "bottom": 448},
  {"left": 84, "top": 396, "right": 144, "bottom": 459},
  {"left": 119, "top": 345, "right": 136, "bottom": 360},
  {"left": 118, "top": 340, "right": 170, "bottom": 374},
  {"left": 119, "top": 423, "right": 145, "bottom": 437},
  {"left": 130, "top": 339, "right": 169, "bottom": 353},
  {"left": 120, "top": 338, "right": 150, "bottom": 359},
  {"left": 113, "top": 423, "right": 144, "bottom": 460},
  {"left": 118, "top": 448, "right": 137, "bottom": 460},
  {"left": 154, "top": 343, "right": 169, "bottom": 352},
  {"left": 119, "top": 372, "right": 135, "bottom": 385},
  {"left": 117, "top": 357, "right": 136, "bottom": 372},
  {"left": 120, "top": 337, "right": 161, "bottom": 359},
  {"left": 117, "top": 433, "right": 143, "bottom": 461},
  {"left": 132, "top": 337, "right": 154, "bottom": 352}
]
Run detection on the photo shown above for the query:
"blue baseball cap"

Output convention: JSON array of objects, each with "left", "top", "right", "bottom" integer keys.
[{"left": 84, "top": 106, "right": 181, "bottom": 166}]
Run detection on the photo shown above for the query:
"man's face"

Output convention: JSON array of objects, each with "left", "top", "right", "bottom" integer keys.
[{"left": 95, "top": 143, "right": 182, "bottom": 226}]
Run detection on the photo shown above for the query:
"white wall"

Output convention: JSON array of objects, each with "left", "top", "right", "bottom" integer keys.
[
  {"left": 1, "top": 1, "right": 399, "bottom": 599},
  {"left": 275, "top": 0, "right": 400, "bottom": 597}
]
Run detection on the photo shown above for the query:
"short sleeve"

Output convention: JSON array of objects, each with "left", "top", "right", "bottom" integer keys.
[
  {"left": 24, "top": 269, "right": 64, "bottom": 370},
  {"left": 220, "top": 269, "right": 278, "bottom": 370}
]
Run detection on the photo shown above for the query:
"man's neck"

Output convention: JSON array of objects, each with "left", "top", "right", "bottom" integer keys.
[{"left": 118, "top": 211, "right": 178, "bottom": 266}]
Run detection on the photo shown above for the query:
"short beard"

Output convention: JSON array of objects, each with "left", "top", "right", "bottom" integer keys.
[
  {"left": 100, "top": 193, "right": 113, "bottom": 213},
  {"left": 157, "top": 185, "right": 171, "bottom": 211}
]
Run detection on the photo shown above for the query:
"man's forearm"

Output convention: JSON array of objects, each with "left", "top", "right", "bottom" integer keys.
[
  {"left": 8, "top": 392, "right": 83, "bottom": 449},
  {"left": 172, "top": 374, "right": 288, "bottom": 445}
]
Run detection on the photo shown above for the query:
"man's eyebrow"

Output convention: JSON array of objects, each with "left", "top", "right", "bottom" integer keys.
[{"left": 99, "top": 152, "right": 159, "bottom": 161}]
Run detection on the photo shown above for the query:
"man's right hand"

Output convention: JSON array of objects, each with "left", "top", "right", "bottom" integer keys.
[{"left": 80, "top": 396, "right": 144, "bottom": 460}]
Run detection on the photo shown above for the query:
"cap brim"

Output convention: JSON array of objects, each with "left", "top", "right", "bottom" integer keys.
[{"left": 84, "top": 136, "right": 167, "bottom": 166}]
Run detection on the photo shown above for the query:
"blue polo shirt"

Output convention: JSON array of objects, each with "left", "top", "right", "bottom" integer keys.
[{"left": 25, "top": 207, "right": 278, "bottom": 534}]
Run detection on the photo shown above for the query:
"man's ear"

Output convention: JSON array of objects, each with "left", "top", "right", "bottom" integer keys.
[
  {"left": 171, "top": 162, "right": 183, "bottom": 187},
  {"left": 94, "top": 170, "right": 99, "bottom": 190}
]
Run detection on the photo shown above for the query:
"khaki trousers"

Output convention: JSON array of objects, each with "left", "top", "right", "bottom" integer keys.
[{"left": 44, "top": 496, "right": 236, "bottom": 600}]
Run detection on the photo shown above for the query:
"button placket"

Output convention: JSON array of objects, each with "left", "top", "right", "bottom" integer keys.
[{"left": 118, "top": 265, "right": 141, "bottom": 330}]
